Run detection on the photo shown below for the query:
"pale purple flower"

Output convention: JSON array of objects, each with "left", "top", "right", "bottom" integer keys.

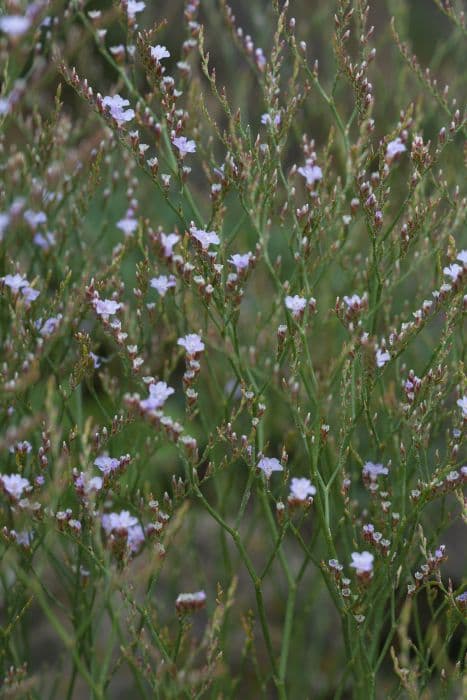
[
  {"left": 150, "top": 274, "right": 176, "bottom": 296},
  {"left": 178, "top": 333, "right": 205, "bottom": 355},
  {"left": 386, "top": 138, "right": 406, "bottom": 162},
  {"left": 285, "top": 295, "right": 307, "bottom": 318},
  {"left": 150, "top": 44, "right": 170, "bottom": 62},
  {"left": 9, "top": 441, "right": 32, "bottom": 454},
  {"left": 172, "top": 136, "right": 196, "bottom": 157},
  {"left": 117, "top": 214, "right": 138, "bottom": 237},
  {"left": 102, "top": 95, "right": 135, "bottom": 124},
  {"left": 457, "top": 250, "right": 467, "bottom": 265},
  {"left": 0, "top": 97, "right": 11, "bottom": 115},
  {"left": 2, "top": 273, "right": 28, "bottom": 293},
  {"left": 298, "top": 161, "right": 323, "bottom": 186},
  {"left": 343, "top": 294, "right": 363, "bottom": 308},
  {"left": 94, "top": 298, "right": 122, "bottom": 317},
  {"left": 127, "top": 523, "right": 145, "bottom": 553},
  {"left": 362, "top": 461, "right": 388, "bottom": 480},
  {"left": 1, "top": 474, "right": 30, "bottom": 500},
  {"left": 229, "top": 252, "right": 252, "bottom": 272},
  {"left": 255, "top": 48, "right": 266, "bottom": 71},
  {"left": 443, "top": 263, "right": 462, "bottom": 282},
  {"left": 89, "top": 352, "right": 102, "bottom": 369},
  {"left": 33, "top": 232, "right": 56, "bottom": 250},
  {"left": 257, "top": 457, "right": 283, "bottom": 478},
  {"left": 160, "top": 232, "right": 180, "bottom": 257},
  {"left": 75, "top": 472, "right": 103, "bottom": 496},
  {"left": 94, "top": 455, "right": 120, "bottom": 475},
  {"left": 376, "top": 349, "right": 390, "bottom": 368},
  {"left": 0, "top": 213, "right": 10, "bottom": 240},
  {"left": 457, "top": 396, "right": 467, "bottom": 419},
  {"left": 14, "top": 530, "right": 34, "bottom": 546},
  {"left": 38, "top": 315, "right": 62, "bottom": 337},
  {"left": 261, "top": 112, "right": 281, "bottom": 127},
  {"left": 350, "top": 551, "right": 374, "bottom": 573},
  {"left": 22, "top": 286, "right": 40, "bottom": 303},
  {"left": 0, "top": 15, "right": 31, "bottom": 37},
  {"left": 126, "top": 1, "right": 146, "bottom": 19},
  {"left": 189, "top": 226, "right": 220, "bottom": 250},
  {"left": 289, "top": 477, "right": 316, "bottom": 501},
  {"left": 101, "top": 510, "right": 138, "bottom": 533},
  {"left": 24, "top": 210, "right": 47, "bottom": 228},
  {"left": 140, "top": 381, "right": 175, "bottom": 410}
]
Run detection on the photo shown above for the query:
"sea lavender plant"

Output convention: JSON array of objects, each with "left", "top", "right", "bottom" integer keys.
[{"left": 0, "top": 1, "right": 465, "bottom": 698}]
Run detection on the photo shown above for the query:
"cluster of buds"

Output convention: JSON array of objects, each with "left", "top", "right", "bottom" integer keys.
[
  {"left": 362, "top": 461, "right": 389, "bottom": 492},
  {"left": 175, "top": 590, "right": 206, "bottom": 614},
  {"left": 403, "top": 370, "right": 422, "bottom": 404},
  {"left": 339, "top": 293, "right": 368, "bottom": 325},
  {"left": 410, "top": 135, "right": 432, "bottom": 170},
  {"left": 56, "top": 509, "right": 82, "bottom": 535},
  {"left": 328, "top": 558, "right": 344, "bottom": 582},
  {"left": 362, "top": 523, "right": 390, "bottom": 556},
  {"left": 356, "top": 174, "right": 384, "bottom": 230},
  {"left": 408, "top": 545, "right": 447, "bottom": 594},
  {"left": 2, "top": 527, "right": 33, "bottom": 550}
]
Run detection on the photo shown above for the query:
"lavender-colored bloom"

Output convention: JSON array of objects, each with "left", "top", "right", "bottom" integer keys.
[
  {"left": 0, "top": 15, "right": 31, "bottom": 37},
  {"left": 350, "top": 551, "right": 374, "bottom": 573},
  {"left": 117, "top": 215, "right": 138, "bottom": 237},
  {"left": 15, "top": 530, "right": 34, "bottom": 546},
  {"left": 362, "top": 461, "right": 388, "bottom": 480},
  {"left": 457, "top": 396, "right": 467, "bottom": 418},
  {"left": 0, "top": 213, "right": 10, "bottom": 240},
  {"left": 150, "top": 275, "right": 176, "bottom": 296},
  {"left": 386, "top": 138, "right": 406, "bottom": 161},
  {"left": 24, "top": 210, "right": 47, "bottom": 228},
  {"left": 1, "top": 474, "right": 30, "bottom": 500},
  {"left": 457, "top": 250, "right": 467, "bottom": 265},
  {"left": 101, "top": 510, "right": 138, "bottom": 533},
  {"left": 289, "top": 477, "right": 316, "bottom": 501},
  {"left": 34, "top": 232, "right": 56, "bottom": 250},
  {"left": 376, "top": 348, "right": 390, "bottom": 368},
  {"left": 9, "top": 441, "right": 32, "bottom": 454},
  {"left": 257, "top": 457, "right": 283, "bottom": 477},
  {"left": 178, "top": 333, "right": 205, "bottom": 355},
  {"left": 39, "top": 315, "right": 62, "bottom": 337},
  {"left": 127, "top": 523, "right": 145, "bottom": 552},
  {"left": 150, "top": 44, "right": 170, "bottom": 61},
  {"left": 94, "top": 298, "right": 122, "bottom": 317},
  {"left": 160, "top": 232, "right": 180, "bottom": 257},
  {"left": 285, "top": 295, "right": 307, "bottom": 318},
  {"left": 75, "top": 472, "right": 103, "bottom": 495},
  {"left": 90, "top": 352, "right": 102, "bottom": 369},
  {"left": 261, "top": 112, "right": 281, "bottom": 127},
  {"left": 189, "top": 226, "right": 220, "bottom": 250},
  {"left": 443, "top": 263, "right": 462, "bottom": 282},
  {"left": 140, "top": 381, "right": 175, "bottom": 410},
  {"left": 172, "top": 136, "right": 196, "bottom": 157},
  {"left": 126, "top": 1, "right": 146, "bottom": 18},
  {"left": 229, "top": 252, "right": 252, "bottom": 272},
  {"left": 102, "top": 95, "right": 135, "bottom": 125},
  {"left": 2, "top": 273, "right": 28, "bottom": 293},
  {"left": 343, "top": 294, "right": 363, "bottom": 308},
  {"left": 298, "top": 161, "right": 323, "bottom": 185},
  {"left": 22, "top": 286, "right": 40, "bottom": 303},
  {"left": 94, "top": 455, "right": 121, "bottom": 475}
]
